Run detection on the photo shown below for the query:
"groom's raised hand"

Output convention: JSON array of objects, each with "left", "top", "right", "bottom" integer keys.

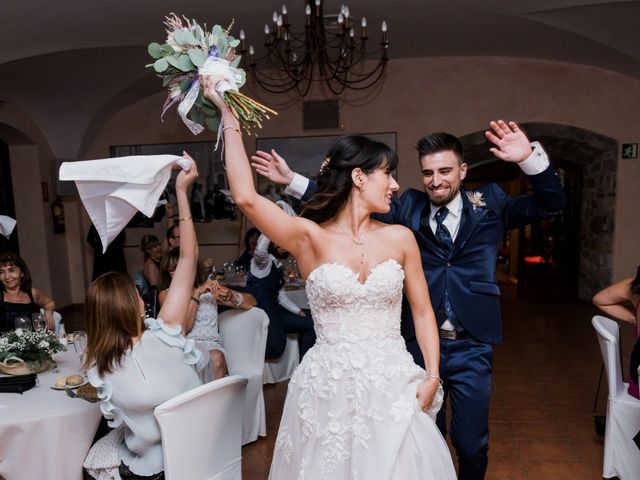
[
  {"left": 251, "top": 150, "right": 294, "bottom": 186},
  {"left": 485, "top": 120, "right": 533, "bottom": 163}
]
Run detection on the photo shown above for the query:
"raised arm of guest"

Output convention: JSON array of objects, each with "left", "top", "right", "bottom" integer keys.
[{"left": 155, "top": 156, "right": 199, "bottom": 329}]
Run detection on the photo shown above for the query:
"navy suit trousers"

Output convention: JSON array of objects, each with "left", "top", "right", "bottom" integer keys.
[{"left": 437, "top": 338, "right": 493, "bottom": 480}]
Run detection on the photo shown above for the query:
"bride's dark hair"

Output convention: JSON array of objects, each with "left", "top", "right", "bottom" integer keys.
[{"left": 300, "top": 135, "right": 398, "bottom": 224}]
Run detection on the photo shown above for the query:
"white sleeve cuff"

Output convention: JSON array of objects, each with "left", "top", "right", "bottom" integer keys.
[
  {"left": 518, "top": 141, "right": 549, "bottom": 176},
  {"left": 284, "top": 173, "right": 310, "bottom": 200},
  {"left": 278, "top": 288, "right": 302, "bottom": 314}
]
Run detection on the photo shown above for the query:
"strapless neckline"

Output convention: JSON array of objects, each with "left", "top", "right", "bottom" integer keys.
[{"left": 307, "top": 258, "right": 401, "bottom": 286}]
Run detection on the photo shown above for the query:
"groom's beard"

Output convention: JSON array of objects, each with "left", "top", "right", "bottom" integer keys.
[{"left": 427, "top": 183, "right": 461, "bottom": 207}]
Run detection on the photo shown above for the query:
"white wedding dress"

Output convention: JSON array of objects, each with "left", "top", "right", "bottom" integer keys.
[{"left": 269, "top": 259, "right": 456, "bottom": 480}]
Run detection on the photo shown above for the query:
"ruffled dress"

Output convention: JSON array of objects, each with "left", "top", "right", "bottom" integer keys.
[{"left": 88, "top": 318, "right": 209, "bottom": 477}]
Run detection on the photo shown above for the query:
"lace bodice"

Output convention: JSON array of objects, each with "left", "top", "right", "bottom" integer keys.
[{"left": 306, "top": 258, "right": 404, "bottom": 346}]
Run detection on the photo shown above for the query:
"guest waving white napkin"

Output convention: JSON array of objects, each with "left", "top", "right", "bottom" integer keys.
[
  {"left": 59, "top": 155, "right": 191, "bottom": 252},
  {"left": 0, "top": 215, "right": 16, "bottom": 239}
]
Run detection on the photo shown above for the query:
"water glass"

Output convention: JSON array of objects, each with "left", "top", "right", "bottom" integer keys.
[
  {"left": 32, "top": 312, "right": 46, "bottom": 332},
  {"left": 14, "top": 316, "right": 32, "bottom": 331},
  {"left": 73, "top": 331, "right": 88, "bottom": 363}
]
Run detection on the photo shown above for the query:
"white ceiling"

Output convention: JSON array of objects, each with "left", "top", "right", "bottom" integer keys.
[{"left": 2, "top": 0, "right": 640, "bottom": 78}]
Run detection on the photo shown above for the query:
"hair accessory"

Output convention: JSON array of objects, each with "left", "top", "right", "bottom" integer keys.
[{"left": 319, "top": 157, "right": 331, "bottom": 176}]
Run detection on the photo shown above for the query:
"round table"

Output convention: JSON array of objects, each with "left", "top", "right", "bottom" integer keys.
[{"left": 0, "top": 349, "right": 102, "bottom": 480}]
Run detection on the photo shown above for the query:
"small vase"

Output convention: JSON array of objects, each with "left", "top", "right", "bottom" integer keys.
[{"left": 0, "top": 358, "right": 53, "bottom": 375}]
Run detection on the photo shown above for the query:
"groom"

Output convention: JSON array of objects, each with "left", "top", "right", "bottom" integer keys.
[{"left": 252, "top": 120, "right": 565, "bottom": 479}]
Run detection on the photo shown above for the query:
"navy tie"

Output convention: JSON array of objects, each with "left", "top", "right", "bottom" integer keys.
[
  {"left": 435, "top": 207, "right": 453, "bottom": 251},
  {"left": 434, "top": 207, "right": 458, "bottom": 328}
]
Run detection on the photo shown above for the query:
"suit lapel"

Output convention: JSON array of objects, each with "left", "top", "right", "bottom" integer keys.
[
  {"left": 452, "top": 189, "right": 482, "bottom": 256},
  {"left": 409, "top": 195, "right": 441, "bottom": 251}
]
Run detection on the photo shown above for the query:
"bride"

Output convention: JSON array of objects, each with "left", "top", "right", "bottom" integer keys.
[{"left": 203, "top": 79, "right": 455, "bottom": 479}]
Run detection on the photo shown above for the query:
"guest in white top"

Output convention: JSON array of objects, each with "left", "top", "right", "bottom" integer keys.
[
  {"left": 85, "top": 154, "right": 208, "bottom": 480},
  {"left": 158, "top": 250, "right": 256, "bottom": 380}
]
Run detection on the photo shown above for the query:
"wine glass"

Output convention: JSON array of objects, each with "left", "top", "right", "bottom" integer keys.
[
  {"left": 14, "top": 316, "right": 32, "bottom": 331},
  {"left": 73, "top": 331, "right": 88, "bottom": 365},
  {"left": 31, "top": 312, "right": 46, "bottom": 332}
]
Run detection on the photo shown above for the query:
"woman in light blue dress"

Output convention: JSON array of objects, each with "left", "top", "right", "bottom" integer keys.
[{"left": 84, "top": 154, "right": 208, "bottom": 480}]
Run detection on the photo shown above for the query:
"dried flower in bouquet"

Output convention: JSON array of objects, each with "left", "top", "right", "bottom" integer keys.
[{"left": 147, "top": 14, "right": 276, "bottom": 137}]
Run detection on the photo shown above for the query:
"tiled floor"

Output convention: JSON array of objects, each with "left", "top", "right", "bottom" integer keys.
[{"left": 240, "top": 284, "right": 634, "bottom": 479}]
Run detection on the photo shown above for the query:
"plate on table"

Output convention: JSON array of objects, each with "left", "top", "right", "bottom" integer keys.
[{"left": 51, "top": 375, "right": 88, "bottom": 390}]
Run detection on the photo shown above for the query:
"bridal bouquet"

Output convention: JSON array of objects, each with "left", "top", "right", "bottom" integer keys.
[
  {"left": 0, "top": 328, "right": 64, "bottom": 374},
  {"left": 147, "top": 14, "right": 276, "bottom": 136}
]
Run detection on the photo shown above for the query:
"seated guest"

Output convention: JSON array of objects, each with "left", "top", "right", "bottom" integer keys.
[
  {"left": 235, "top": 227, "right": 260, "bottom": 272},
  {"left": 85, "top": 155, "right": 208, "bottom": 480},
  {"left": 0, "top": 251, "right": 55, "bottom": 332},
  {"left": 158, "top": 249, "right": 256, "bottom": 380},
  {"left": 140, "top": 234, "right": 163, "bottom": 289},
  {"left": 164, "top": 203, "right": 180, "bottom": 248},
  {"left": 247, "top": 201, "right": 315, "bottom": 359},
  {"left": 593, "top": 265, "right": 640, "bottom": 400}
]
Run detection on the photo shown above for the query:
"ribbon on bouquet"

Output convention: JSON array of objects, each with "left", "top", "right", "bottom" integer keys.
[
  {"left": 176, "top": 56, "right": 244, "bottom": 148},
  {"left": 59, "top": 155, "right": 191, "bottom": 252}
]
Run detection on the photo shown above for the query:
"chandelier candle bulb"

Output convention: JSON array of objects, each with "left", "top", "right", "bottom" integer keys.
[
  {"left": 239, "top": 29, "right": 245, "bottom": 51},
  {"left": 244, "top": 3, "right": 388, "bottom": 94}
]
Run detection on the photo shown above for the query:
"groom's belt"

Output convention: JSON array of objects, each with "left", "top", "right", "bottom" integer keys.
[{"left": 439, "top": 328, "right": 471, "bottom": 341}]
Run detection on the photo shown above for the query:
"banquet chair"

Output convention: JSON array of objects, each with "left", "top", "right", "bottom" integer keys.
[
  {"left": 154, "top": 375, "right": 247, "bottom": 480},
  {"left": 591, "top": 315, "right": 640, "bottom": 479},
  {"left": 263, "top": 333, "right": 300, "bottom": 384},
  {"left": 219, "top": 307, "right": 269, "bottom": 444}
]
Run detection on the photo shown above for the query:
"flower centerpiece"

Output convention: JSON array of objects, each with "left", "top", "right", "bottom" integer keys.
[
  {"left": 0, "top": 329, "right": 64, "bottom": 375},
  {"left": 147, "top": 14, "right": 277, "bottom": 137}
]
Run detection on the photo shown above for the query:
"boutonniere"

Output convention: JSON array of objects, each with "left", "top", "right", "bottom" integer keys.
[{"left": 466, "top": 191, "right": 486, "bottom": 212}]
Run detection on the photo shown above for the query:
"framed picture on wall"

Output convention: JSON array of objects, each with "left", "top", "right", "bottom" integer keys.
[
  {"left": 110, "top": 141, "right": 240, "bottom": 246},
  {"left": 255, "top": 132, "right": 397, "bottom": 201}
]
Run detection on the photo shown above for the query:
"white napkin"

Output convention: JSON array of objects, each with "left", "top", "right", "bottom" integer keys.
[
  {"left": 0, "top": 215, "right": 16, "bottom": 239},
  {"left": 59, "top": 155, "right": 191, "bottom": 252}
]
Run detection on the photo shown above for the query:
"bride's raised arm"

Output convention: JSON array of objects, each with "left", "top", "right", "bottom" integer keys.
[{"left": 201, "top": 77, "right": 313, "bottom": 260}]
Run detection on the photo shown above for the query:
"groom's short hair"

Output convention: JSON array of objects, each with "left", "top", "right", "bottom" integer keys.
[{"left": 416, "top": 132, "right": 464, "bottom": 164}]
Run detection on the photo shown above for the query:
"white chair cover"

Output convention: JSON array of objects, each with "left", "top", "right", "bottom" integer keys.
[
  {"left": 154, "top": 375, "right": 248, "bottom": 480},
  {"left": 263, "top": 333, "right": 299, "bottom": 384},
  {"left": 218, "top": 307, "right": 269, "bottom": 445},
  {"left": 592, "top": 315, "right": 640, "bottom": 479}
]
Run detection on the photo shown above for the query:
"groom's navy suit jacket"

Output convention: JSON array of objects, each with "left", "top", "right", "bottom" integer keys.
[
  {"left": 302, "top": 165, "right": 564, "bottom": 349},
  {"left": 379, "top": 165, "right": 565, "bottom": 347}
]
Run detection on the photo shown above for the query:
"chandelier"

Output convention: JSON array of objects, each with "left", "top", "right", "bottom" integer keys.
[{"left": 237, "top": 0, "right": 389, "bottom": 96}]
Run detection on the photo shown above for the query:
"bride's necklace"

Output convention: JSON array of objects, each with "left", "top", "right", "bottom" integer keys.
[
  {"left": 335, "top": 223, "right": 368, "bottom": 246},
  {"left": 335, "top": 223, "right": 368, "bottom": 265}
]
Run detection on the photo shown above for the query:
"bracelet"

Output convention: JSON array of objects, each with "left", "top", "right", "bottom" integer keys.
[
  {"left": 233, "top": 292, "right": 243, "bottom": 307},
  {"left": 179, "top": 215, "right": 192, "bottom": 222},
  {"left": 190, "top": 296, "right": 200, "bottom": 305},
  {"left": 223, "top": 125, "right": 241, "bottom": 134},
  {"left": 426, "top": 375, "right": 443, "bottom": 386}
]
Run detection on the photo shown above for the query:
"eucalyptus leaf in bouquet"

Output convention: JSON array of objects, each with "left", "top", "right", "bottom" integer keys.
[{"left": 147, "top": 14, "right": 276, "bottom": 137}]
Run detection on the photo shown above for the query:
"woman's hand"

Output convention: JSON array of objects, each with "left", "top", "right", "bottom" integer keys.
[
  {"left": 416, "top": 377, "right": 441, "bottom": 412},
  {"left": 201, "top": 75, "right": 230, "bottom": 111},
  {"left": 175, "top": 153, "right": 199, "bottom": 192}
]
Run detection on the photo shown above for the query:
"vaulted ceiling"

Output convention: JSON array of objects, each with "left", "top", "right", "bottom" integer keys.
[{"left": 1, "top": 0, "right": 638, "bottom": 156}]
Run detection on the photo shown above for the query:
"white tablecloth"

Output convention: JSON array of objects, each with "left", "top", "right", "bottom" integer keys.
[{"left": 0, "top": 349, "right": 102, "bottom": 480}]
